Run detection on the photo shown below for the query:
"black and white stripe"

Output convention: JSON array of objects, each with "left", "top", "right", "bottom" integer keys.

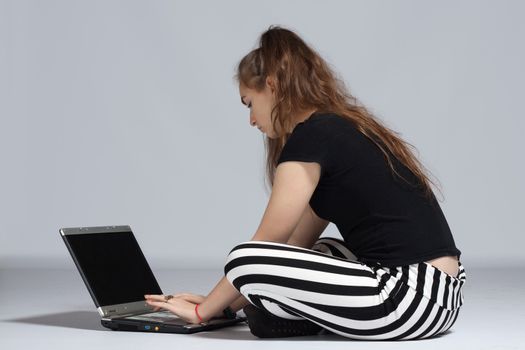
[{"left": 224, "top": 237, "right": 466, "bottom": 340}]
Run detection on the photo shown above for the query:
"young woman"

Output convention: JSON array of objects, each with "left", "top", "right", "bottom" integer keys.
[{"left": 144, "top": 25, "right": 466, "bottom": 340}]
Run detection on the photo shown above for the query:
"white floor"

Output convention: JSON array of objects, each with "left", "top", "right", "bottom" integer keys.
[{"left": 0, "top": 266, "right": 523, "bottom": 350}]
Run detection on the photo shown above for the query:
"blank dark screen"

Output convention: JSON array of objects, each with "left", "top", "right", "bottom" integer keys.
[{"left": 64, "top": 231, "right": 162, "bottom": 307}]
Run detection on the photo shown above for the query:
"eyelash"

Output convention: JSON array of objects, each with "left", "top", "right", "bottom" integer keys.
[{"left": 247, "top": 102, "right": 252, "bottom": 108}]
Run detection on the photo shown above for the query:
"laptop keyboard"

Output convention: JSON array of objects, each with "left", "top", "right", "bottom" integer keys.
[{"left": 123, "top": 311, "right": 185, "bottom": 324}]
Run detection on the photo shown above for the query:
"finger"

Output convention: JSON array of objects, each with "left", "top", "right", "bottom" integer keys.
[
  {"left": 177, "top": 295, "right": 204, "bottom": 304},
  {"left": 150, "top": 303, "right": 161, "bottom": 312},
  {"left": 172, "top": 293, "right": 202, "bottom": 298},
  {"left": 144, "top": 294, "right": 164, "bottom": 300},
  {"left": 172, "top": 293, "right": 193, "bottom": 299},
  {"left": 145, "top": 300, "right": 177, "bottom": 315},
  {"left": 143, "top": 296, "right": 161, "bottom": 311},
  {"left": 144, "top": 294, "right": 169, "bottom": 302},
  {"left": 171, "top": 293, "right": 205, "bottom": 301}
]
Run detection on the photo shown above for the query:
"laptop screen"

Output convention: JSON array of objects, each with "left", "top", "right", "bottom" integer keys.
[{"left": 63, "top": 230, "right": 162, "bottom": 307}]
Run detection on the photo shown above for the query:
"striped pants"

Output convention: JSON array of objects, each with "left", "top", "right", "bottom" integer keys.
[{"left": 224, "top": 237, "right": 467, "bottom": 340}]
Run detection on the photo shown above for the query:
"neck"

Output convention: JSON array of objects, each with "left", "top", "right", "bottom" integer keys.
[{"left": 292, "top": 108, "right": 317, "bottom": 128}]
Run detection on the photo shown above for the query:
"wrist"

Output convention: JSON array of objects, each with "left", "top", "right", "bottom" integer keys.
[
  {"left": 194, "top": 303, "right": 205, "bottom": 323},
  {"left": 194, "top": 303, "right": 237, "bottom": 323}
]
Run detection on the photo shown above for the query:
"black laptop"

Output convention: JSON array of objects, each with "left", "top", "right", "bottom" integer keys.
[{"left": 59, "top": 225, "right": 247, "bottom": 333}]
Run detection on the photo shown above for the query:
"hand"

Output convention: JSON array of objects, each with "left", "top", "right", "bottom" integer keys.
[
  {"left": 144, "top": 293, "right": 203, "bottom": 324},
  {"left": 171, "top": 292, "right": 206, "bottom": 305},
  {"left": 146, "top": 293, "right": 206, "bottom": 312}
]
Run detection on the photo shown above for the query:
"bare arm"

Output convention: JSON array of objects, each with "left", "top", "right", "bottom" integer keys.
[
  {"left": 226, "top": 203, "right": 330, "bottom": 313},
  {"left": 198, "top": 275, "right": 244, "bottom": 320},
  {"left": 286, "top": 203, "right": 329, "bottom": 249},
  {"left": 198, "top": 161, "right": 325, "bottom": 320}
]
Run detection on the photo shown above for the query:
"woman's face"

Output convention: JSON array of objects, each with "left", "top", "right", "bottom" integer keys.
[{"left": 239, "top": 78, "right": 277, "bottom": 138}]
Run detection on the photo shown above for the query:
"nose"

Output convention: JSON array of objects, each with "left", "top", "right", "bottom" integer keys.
[{"left": 250, "top": 118, "right": 257, "bottom": 127}]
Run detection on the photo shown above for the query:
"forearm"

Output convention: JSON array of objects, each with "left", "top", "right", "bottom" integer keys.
[
  {"left": 207, "top": 296, "right": 249, "bottom": 319},
  {"left": 208, "top": 294, "right": 249, "bottom": 318},
  {"left": 220, "top": 236, "right": 303, "bottom": 315},
  {"left": 199, "top": 236, "right": 304, "bottom": 321},
  {"left": 229, "top": 295, "right": 250, "bottom": 313},
  {"left": 198, "top": 275, "right": 243, "bottom": 322}
]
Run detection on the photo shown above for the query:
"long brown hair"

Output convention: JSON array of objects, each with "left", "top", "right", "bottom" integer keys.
[{"left": 234, "top": 25, "right": 443, "bottom": 202}]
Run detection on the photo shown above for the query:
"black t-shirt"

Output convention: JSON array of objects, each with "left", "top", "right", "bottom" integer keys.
[{"left": 277, "top": 112, "right": 462, "bottom": 268}]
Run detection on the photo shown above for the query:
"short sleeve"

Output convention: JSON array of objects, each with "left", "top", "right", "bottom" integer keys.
[{"left": 276, "top": 119, "right": 334, "bottom": 178}]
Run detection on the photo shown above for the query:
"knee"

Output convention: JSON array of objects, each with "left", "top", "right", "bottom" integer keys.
[
  {"left": 223, "top": 240, "right": 269, "bottom": 291},
  {"left": 312, "top": 237, "right": 358, "bottom": 260},
  {"left": 224, "top": 240, "right": 260, "bottom": 280},
  {"left": 223, "top": 240, "right": 290, "bottom": 284},
  {"left": 313, "top": 236, "right": 346, "bottom": 245}
]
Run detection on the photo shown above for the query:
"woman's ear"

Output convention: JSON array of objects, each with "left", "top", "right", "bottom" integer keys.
[{"left": 266, "top": 76, "right": 276, "bottom": 93}]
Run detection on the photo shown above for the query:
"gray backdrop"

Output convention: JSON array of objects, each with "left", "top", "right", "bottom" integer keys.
[{"left": 1, "top": 0, "right": 523, "bottom": 270}]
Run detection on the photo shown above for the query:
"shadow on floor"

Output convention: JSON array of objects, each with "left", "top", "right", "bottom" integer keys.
[
  {"left": 4, "top": 310, "right": 453, "bottom": 342},
  {"left": 190, "top": 327, "right": 453, "bottom": 342},
  {"left": 6, "top": 311, "right": 105, "bottom": 331}
]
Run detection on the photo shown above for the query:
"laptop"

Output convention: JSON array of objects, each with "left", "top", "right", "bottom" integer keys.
[{"left": 59, "top": 225, "right": 247, "bottom": 333}]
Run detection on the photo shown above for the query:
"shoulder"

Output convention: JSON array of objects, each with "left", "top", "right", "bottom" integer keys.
[
  {"left": 289, "top": 112, "right": 356, "bottom": 141},
  {"left": 278, "top": 112, "right": 351, "bottom": 171}
]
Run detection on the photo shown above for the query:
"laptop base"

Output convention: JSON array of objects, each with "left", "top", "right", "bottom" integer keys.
[{"left": 101, "top": 317, "right": 248, "bottom": 334}]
